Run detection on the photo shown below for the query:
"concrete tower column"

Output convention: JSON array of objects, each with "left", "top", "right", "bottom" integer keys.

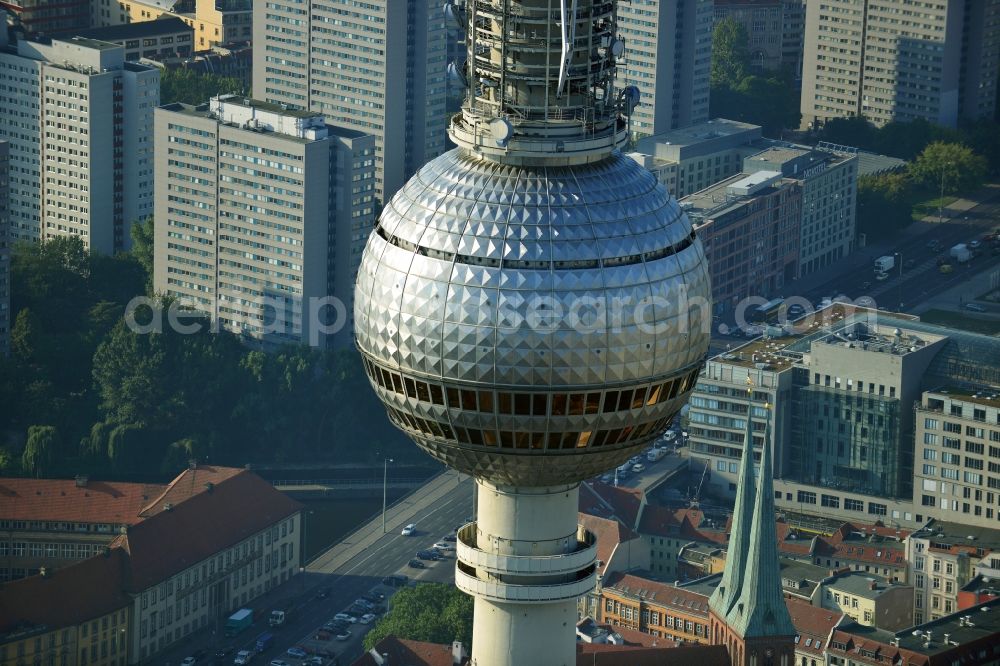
[{"left": 455, "top": 481, "right": 597, "bottom": 666}]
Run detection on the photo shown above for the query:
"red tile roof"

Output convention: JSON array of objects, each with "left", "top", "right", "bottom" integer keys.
[
  {"left": 579, "top": 513, "right": 639, "bottom": 576},
  {"left": 785, "top": 597, "right": 842, "bottom": 656},
  {"left": 139, "top": 465, "right": 244, "bottom": 517},
  {"left": 0, "top": 548, "right": 131, "bottom": 634},
  {"left": 576, "top": 643, "right": 731, "bottom": 666},
  {"left": 112, "top": 470, "right": 302, "bottom": 591},
  {"left": 349, "top": 637, "right": 468, "bottom": 666},
  {"left": 584, "top": 483, "right": 645, "bottom": 530},
  {"left": 603, "top": 572, "right": 711, "bottom": 618},
  {"left": 0, "top": 478, "right": 166, "bottom": 525}
]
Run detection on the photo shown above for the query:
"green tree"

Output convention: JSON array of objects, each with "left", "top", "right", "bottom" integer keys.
[
  {"left": 159, "top": 68, "right": 245, "bottom": 105},
  {"left": 363, "top": 584, "right": 473, "bottom": 651},
  {"left": 130, "top": 216, "right": 155, "bottom": 291},
  {"left": 908, "top": 142, "right": 988, "bottom": 195},
  {"left": 856, "top": 173, "right": 914, "bottom": 241},
  {"left": 22, "top": 425, "right": 59, "bottom": 477},
  {"left": 711, "top": 17, "right": 750, "bottom": 88},
  {"left": 818, "top": 116, "right": 878, "bottom": 151}
]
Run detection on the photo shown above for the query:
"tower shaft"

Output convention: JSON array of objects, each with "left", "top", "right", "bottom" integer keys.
[{"left": 456, "top": 482, "right": 597, "bottom": 666}]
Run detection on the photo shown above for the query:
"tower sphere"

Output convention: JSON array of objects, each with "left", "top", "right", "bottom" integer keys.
[{"left": 354, "top": 148, "right": 711, "bottom": 486}]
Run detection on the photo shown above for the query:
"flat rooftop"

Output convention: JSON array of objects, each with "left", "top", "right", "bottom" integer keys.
[
  {"left": 912, "top": 520, "right": 1000, "bottom": 551},
  {"left": 825, "top": 571, "right": 901, "bottom": 599},
  {"left": 214, "top": 95, "right": 319, "bottom": 119},
  {"left": 75, "top": 17, "right": 192, "bottom": 41},
  {"left": 926, "top": 386, "right": 1000, "bottom": 409},
  {"left": 639, "top": 118, "right": 762, "bottom": 149},
  {"left": 62, "top": 36, "right": 121, "bottom": 51}
]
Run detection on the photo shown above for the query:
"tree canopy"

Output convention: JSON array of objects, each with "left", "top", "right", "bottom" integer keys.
[
  {"left": 711, "top": 17, "right": 750, "bottom": 89},
  {"left": 908, "top": 142, "right": 988, "bottom": 195},
  {"left": 158, "top": 68, "right": 245, "bottom": 106},
  {"left": 363, "top": 584, "right": 473, "bottom": 651}
]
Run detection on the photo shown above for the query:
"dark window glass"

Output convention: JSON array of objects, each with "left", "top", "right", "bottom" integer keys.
[
  {"left": 568, "top": 393, "right": 586, "bottom": 415},
  {"left": 461, "top": 390, "right": 478, "bottom": 411},
  {"left": 415, "top": 382, "right": 431, "bottom": 403},
  {"left": 390, "top": 373, "right": 404, "bottom": 394},
  {"left": 532, "top": 393, "right": 548, "bottom": 416},
  {"left": 446, "top": 387, "right": 460, "bottom": 408},
  {"left": 429, "top": 384, "right": 444, "bottom": 405},
  {"left": 665, "top": 380, "right": 679, "bottom": 400},
  {"left": 646, "top": 384, "right": 663, "bottom": 405},
  {"left": 499, "top": 431, "right": 514, "bottom": 448},
  {"left": 603, "top": 391, "right": 619, "bottom": 413},
  {"left": 530, "top": 433, "right": 546, "bottom": 449},
  {"left": 404, "top": 378, "right": 417, "bottom": 398},
  {"left": 585, "top": 393, "right": 601, "bottom": 414},
  {"left": 467, "top": 428, "right": 483, "bottom": 445},
  {"left": 483, "top": 430, "right": 498, "bottom": 446},
  {"left": 631, "top": 387, "right": 647, "bottom": 409},
  {"left": 515, "top": 394, "right": 531, "bottom": 415},
  {"left": 617, "top": 390, "right": 633, "bottom": 411},
  {"left": 498, "top": 392, "right": 513, "bottom": 414},
  {"left": 478, "top": 391, "right": 494, "bottom": 412},
  {"left": 552, "top": 394, "right": 567, "bottom": 416}
]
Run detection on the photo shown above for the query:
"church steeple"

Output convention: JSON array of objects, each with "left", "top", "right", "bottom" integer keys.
[
  {"left": 709, "top": 378, "right": 758, "bottom": 620},
  {"left": 726, "top": 409, "right": 796, "bottom": 639}
]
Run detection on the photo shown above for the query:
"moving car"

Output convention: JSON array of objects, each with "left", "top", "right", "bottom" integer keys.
[
  {"left": 182, "top": 658, "right": 197, "bottom": 666},
  {"left": 286, "top": 648, "right": 308, "bottom": 659},
  {"left": 433, "top": 541, "right": 456, "bottom": 552},
  {"left": 401, "top": 523, "right": 417, "bottom": 536},
  {"left": 875, "top": 271, "right": 889, "bottom": 281},
  {"left": 632, "top": 463, "right": 645, "bottom": 473},
  {"left": 234, "top": 651, "right": 254, "bottom": 666},
  {"left": 270, "top": 661, "right": 291, "bottom": 666},
  {"left": 965, "top": 303, "right": 987, "bottom": 312}
]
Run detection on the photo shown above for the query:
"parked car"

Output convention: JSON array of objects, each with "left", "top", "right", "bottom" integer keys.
[
  {"left": 433, "top": 541, "right": 456, "bottom": 552},
  {"left": 234, "top": 651, "right": 254, "bottom": 666},
  {"left": 354, "top": 598, "right": 375, "bottom": 610},
  {"left": 965, "top": 303, "right": 987, "bottom": 312},
  {"left": 270, "top": 661, "right": 291, "bottom": 666},
  {"left": 875, "top": 271, "right": 889, "bottom": 281},
  {"left": 408, "top": 558, "right": 426, "bottom": 568},
  {"left": 401, "top": 523, "right": 416, "bottom": 536},
  {"left": 333, "top": 613, "right": 357, "bottom": 624},
  {"left": 286, "top": 648, "right": 308, "bottom": 659},
  {"left": 416, "top": 549, "right": 441, "bottom": 561},
  {"left": 442, "top": 533, "right": 457, "bottom": 542},
  {"left": 632, "top": 463, "right": 645, "bottom": 473},
  {"left": 359, "top": 613, "right": 377, "bottom": 624},
  {"left": 335, "top": 630, "right": 352, "bottom": 642}
]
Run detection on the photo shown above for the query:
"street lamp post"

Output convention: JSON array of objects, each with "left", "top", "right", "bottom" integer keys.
[
  {"left": 894, "top": 252, "right": 903, "bottom": 311},
  {"left": 382, "top": 457, "right": 394, "bottom": 533},
  {"left": 939, "top": 162, "right": 953, "bottom": 223}
]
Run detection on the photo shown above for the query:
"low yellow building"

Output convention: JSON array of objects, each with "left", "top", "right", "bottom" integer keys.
[
  {"left": 91, "top": 0, "right": 251, "bottom": 50},
  {"left": 0, "top": 550, "right": 131, "bottom": 666},
  {"left": 819, "top": 570, "right": 914, "bottom": 632}
]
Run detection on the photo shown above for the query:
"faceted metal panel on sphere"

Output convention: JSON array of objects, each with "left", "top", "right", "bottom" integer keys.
[{"left": 354, "top": 148, "right": 711, "bottom": 485}]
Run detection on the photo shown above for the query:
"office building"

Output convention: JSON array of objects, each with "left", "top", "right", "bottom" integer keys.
[
  {"left": 153, "top": 96, "right": 375, "bottom": 348},
  {"left": 617, "top": 0, "right": 713, "bottom": 136},
  {"left": 0, "top": 140, "right": 8, "bottom": 356},
  {"left": 0, "top": 34, "right": 158, "bottom": 252},
  {"left": 0, "top": 0, "right": 90, "bottom": 35},
  {"left": 801, "top": 0, "right": 1000, "bottom": 129},
  {"left": 691, "top": 305, "right": 1000, "bottom": 530},
  {"left": 0, "top": 550, "right": 132, "bottom": 666},
  {"left": 906, "top": 521, "right": 1000, "bottom": 624},
  {"left": 75, "top": 18, "right": 195, "bottom": 61},
  {"left": 819, "top": 571, "right": 913, "bottom": 631},
  {"left": 743, "top": 145, "right": 857, "bottom": 277},
  {"left": 915, "top": 390, "right": 1000, "bottom": 528},
  {"left": 91, "top": 0, "right": 252, "bottom": 51},
  {"left": 630, "top": 119, "right": 764, "bottom": 199},
  {"left": 680, "top": 171, "right": 801, "bottom": 315},
  {"left": 253, "top": 0, "right": 447, "bottom": 204}
]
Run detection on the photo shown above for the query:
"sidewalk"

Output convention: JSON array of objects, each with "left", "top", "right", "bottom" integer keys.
[
  {"left": 306, "top": 470, "right": 465, "bottom": 574},
  {"left": 787, "top": 184, "right": 1000, "bottom": 297}
]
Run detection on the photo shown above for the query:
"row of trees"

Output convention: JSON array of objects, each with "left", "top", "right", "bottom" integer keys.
[
  {"left": 857, "top": 141, "right": 989, "bottom": 240},
  {"left": 158, "top": 68, "right": 245, "bottom": 106},
  {"left": 0, "top": 234, "right": 417, "bottom": 479}
]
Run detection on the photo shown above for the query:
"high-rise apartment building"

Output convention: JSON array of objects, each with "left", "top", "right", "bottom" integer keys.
[
  {"left": 915, "top": 390, "right": 1000, "bottom": 527},
  {"left": 712, "top": 0, "right": 805, "bottom": 76},
  {"left": 0, "top": 140, "right": 8, "bottom": 357},
  {"left": 617, "top": 0, "right": 713, "bottom": 137},
  {"left": 253, "top": 0, "right": 447, "bottom": 204},
  {"left": 0, "top": 33, "right": 159, "bottom": 253},
  {"left": 153, "top": 96, "right": 375, "bottom": 349},
  {"left": 743, "top": 145, "right": 857, "bottom": 277},
  {"left": 801, "top": 0, "right": 1000, "bottom": 129}
]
